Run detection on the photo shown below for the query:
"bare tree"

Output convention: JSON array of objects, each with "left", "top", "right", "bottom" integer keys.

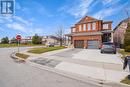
[{"left": 56, "top": 26, "right": 64, "bottom": 46}]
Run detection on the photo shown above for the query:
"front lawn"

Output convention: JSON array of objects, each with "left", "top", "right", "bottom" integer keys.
[
  {"left": 118, "top": 49, "right": 130, "bottom": 59},
  {"left": 28, "top": 46, "right": 65, "bottom": 54},
  {"left": 15, "top": 53, "right": 29, "bottom": 59},
  {"left": 121, "top": 75, "right": 130, "bottom": 85}
]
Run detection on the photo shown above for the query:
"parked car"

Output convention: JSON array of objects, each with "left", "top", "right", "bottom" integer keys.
[
  {"left": 47, "top": 43, "right": 54, "bottom": 47},
  {"left": 100, "top": 42, "right": 116, "bottom": 54}
]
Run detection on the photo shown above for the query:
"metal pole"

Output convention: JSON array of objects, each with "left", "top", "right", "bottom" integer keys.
[{"left": 18, "top": 40, "right": 19, "bottom": 53}]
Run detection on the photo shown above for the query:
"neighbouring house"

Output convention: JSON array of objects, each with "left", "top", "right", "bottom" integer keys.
[
  {"left": 42, "top": 35, "right": 60, "bottom": 45},
  {"left": 20, "top": 36, "right": 32, "bottom": 44},
  {"left": 113, "top": 18, "right": 130, "bottom": 48},
  {"left": 66, "top": 16, "right": 113, "bottom": 49}
]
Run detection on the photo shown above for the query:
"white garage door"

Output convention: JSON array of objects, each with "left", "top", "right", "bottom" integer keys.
[{"left": 87, "top": 40, "right": 100, "bottom": 49}]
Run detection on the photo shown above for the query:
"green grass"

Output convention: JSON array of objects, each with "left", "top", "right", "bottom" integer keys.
[
  {"left": 0, "top": 44, "right": 45, "bottom": 48},
  {"left": 121, "top": 75, "right": 130, "bottom": 85},
  {"left": 118, "top": 49, "right": 130, "bottom": 59},
  {"left": 28, "top": 46, "right": 65, "bottom": 54},
  {"left": 15, "top": 53, "right": 29, "bottom": 59}
]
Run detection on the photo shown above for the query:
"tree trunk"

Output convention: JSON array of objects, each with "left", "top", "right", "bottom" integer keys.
[{"left": 60, "top": 39, "right": 62, "bottom": 46}]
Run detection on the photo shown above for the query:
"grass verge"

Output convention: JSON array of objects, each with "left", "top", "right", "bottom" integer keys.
[
  {"left": 15, "top": 53, "right": 29, "bottom": 59},
  {"left": 121, "top": 75, "right": 130, "bottom": 85},
  {"left": 0, "top": 44, "right": 45, "bottom": 48},
  {"left": 28, "top": 46, "right": 65, "bottom": 54},
  {"left": 118, "top": 49, "right": 130, "bottom": 59}
]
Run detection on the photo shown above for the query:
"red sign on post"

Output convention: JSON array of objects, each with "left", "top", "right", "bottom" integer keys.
[
  {"left": 16, "top": 35, "right": 22, "bottom": 40},
  {"left": 16, "top": 35, "right": 22, "bottom": 53}
]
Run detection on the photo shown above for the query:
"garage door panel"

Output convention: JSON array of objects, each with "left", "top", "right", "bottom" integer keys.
[
  {"left": 87, "top": 40, "right": 99, "bottom": 49},
  {"left": 74, "top": 40, "right": 84, "bottom": 48}
]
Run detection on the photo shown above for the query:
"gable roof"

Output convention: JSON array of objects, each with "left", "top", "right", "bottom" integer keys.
[
  {"left": 77, "top": 16, "right": 99, "bottom": 24},
  {"left": 114, "top": 17, "right": 130, "bottom": 31}
]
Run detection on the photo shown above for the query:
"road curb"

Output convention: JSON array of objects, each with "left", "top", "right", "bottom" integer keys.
[{"left": 10, "top": 52, "right": 26, "bottom": 62}]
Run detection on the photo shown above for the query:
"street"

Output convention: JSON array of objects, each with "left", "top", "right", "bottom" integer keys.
[{"left": 0, "top": 47, "right": 100, "bottom": 87}]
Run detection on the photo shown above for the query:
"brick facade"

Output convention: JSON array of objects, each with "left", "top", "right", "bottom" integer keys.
[{"left": 67, "top": 16, "right": 112, "bottom": 48}]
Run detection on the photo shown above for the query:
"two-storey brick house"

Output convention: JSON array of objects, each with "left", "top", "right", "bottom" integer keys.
[{"left": 66, "top": 16, "right": 113, "bottom": 49}]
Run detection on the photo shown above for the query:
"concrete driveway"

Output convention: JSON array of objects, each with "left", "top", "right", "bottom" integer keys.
[
  {"left": 51, "top": 49, "right": 122, "bottom": 65},
  {"left": 28, "top": 48, "right": 129, "bottom": 83}
]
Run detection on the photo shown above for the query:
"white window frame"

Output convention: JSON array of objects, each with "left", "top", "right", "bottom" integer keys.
[
  {"left": 87, "top": 23, "right": 91, "bottom": 30},
  {"left": 79, "top": 25, "right": 82, "bottom": 31},
  {"left": 103, "top": 24, "right": 109, "bottom": 29},
  {"left": 83, "top": 24, "right": 86, "bottom": 31},
  {"left": 92, "top": 22, "right": 96, "bottom": 30},
  {"left": 73, "top": 28, "right": 76, "bottom": 32}
]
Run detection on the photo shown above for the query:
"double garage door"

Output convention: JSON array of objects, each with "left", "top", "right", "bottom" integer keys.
[{"left": 74, "top": 40, "right": 99, "bottom": 49}]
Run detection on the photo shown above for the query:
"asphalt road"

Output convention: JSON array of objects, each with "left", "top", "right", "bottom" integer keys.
[{"left": 0, "top": 47, "right": 100, "bottom": 87}]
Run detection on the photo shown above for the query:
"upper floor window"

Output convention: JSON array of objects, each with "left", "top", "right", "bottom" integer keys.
[
  {"left": 79, "top": 25, "right": 82, "bottom": 31},
  {"left": 83, "top": 24, "right": 86, "bottom": 31},
  {"left": 88, "top": 23, "right": 91, "bottom": 30},
  {"left": 103, "top": 24, "right": 109, "bottom": 29},
  {"left": 73, "top": 28, "right": 76, "bottom": 32},
  {"left": 92, "top": 22, "right": 96, "bottom": 30}
]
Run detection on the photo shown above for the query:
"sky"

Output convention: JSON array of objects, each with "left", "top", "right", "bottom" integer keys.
[{"left": 0, "top": 0, "right": 130, "bottom": 39}]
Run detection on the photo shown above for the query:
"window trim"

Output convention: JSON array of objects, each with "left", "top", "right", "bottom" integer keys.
[
  {"left": 87, "top": 23, "right": 91, "bottom": 31},
  {"left": 103, "top": 24, "right": 109, "bottom": 29},
  {"left": 92, "top": 22, "right": 96, "bottom": 30},
  {"left": 83, "top": 24, "right": 86, "bottom": 31},
  {"left": 79, "top": 25, "right": 82, "bottom": 31},
  {"left": 73, "top": 28, "right": 76, "bottom": 32}
]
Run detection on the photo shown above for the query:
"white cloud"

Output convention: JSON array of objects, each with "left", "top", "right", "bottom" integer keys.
[
  {"left": 102, "top": 0, "right": 120, "bottom": 6},
  {"left": 29, "top": 28, "right": 44, "bottom": 35},
  {"left": 93, "top": 1, "right": 128, "bottom": 19},
  {"left": 6, "top": 22, "right": 44, "bottom": 35},
  {"left": 6, "top": 23, "right": 26, "bottom": 32},
  {"left": 59, "top": 0, "right": 94, "bottom": 18},
  {"left": 0, "top": 16, "right": 13, "bottom": 23},
  {"left": 93, "top": 7, "right": 114, "bottom": 19},
  {"left": 102, "top": 0, "right": 112, "bottom": 5},
  {"left": 14, "top": 16, "right": 31, "bottom": 25}
]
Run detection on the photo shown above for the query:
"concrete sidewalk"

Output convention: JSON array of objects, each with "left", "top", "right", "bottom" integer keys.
[{"left": 55, "top": 62, "right": 129, "bottom": 82}]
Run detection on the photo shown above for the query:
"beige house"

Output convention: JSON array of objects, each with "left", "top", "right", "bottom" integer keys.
[
  {"left": 20, "top": 36, "right": 32, "bottom": 44},
  {"left": 42, "top": 36, "right": 60, "bottom": 45},
  {"left": 113, "top": 18, "right": 130, "bottom": 47}
]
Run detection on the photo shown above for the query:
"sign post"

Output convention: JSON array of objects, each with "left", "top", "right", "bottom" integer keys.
[{"left": 16, "top": 35, "right": 21, "bottom": 53}]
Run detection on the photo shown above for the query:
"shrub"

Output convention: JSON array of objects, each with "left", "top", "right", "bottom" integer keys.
[
  {"left": 125, "top": 45, "right": 130, "bottom": 52},
  {"left": 32, "top": 34, "right": 42, "bottom": 44},
  {"left": 124, "top": 23, "right": 130, "bottom": 48},
  {"left": 1, "top": 36, "right": 9, "bottom": 44}
]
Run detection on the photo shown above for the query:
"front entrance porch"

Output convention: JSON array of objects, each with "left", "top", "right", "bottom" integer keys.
[
  {"left": 102, "top": 33, "right": 111, "bottom": 42},
  {"left": 101, "top": 30, "right": 113, "bottom": 43}
]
